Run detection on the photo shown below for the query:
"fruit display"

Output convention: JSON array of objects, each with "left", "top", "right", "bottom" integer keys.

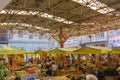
[
  {"left": 0, "top": 60, "right": 6, "bottom": 80},
  {"left": 26, "top": 68, "right": 35, "bottom": 74},
  {"left": 32, "top": 67, "right": 39, "bottom": 71}
]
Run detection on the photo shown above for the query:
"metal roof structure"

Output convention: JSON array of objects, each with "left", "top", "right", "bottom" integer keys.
[{"left": 0, "top": 0, "right": 120, "bottom": 39}]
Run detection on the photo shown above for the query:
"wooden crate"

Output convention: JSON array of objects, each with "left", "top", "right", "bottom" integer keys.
[{"left": 105, "top": 75, "right": 120, "bottom": 80}]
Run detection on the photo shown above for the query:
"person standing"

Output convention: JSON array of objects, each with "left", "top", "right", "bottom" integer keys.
[
  {"left": 51, "top": 62, "right": 57, "bottom": 76},
  {"left": 86, "top": 74, "right": 98, "bottom": 80},
  {"left": 63, "top": 59, "right": 69, "bottom": 74},
  {"left": 46, "top": 66, "right": 52, "bottom": 76}
]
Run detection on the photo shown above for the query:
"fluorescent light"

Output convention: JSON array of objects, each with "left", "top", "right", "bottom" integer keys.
[
  {"left": 81, "top": 22, "right": 95, "bottom": 25},
  {"left": 98, "top": 7, "right": 115, "bottom": 14}
]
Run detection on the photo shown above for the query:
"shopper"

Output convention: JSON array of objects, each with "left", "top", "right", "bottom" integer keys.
[
  {"left": 46, "top": 66, "right": 52, "bottom": 76},
  {"left": 51, "top": 62, "right": 57, "bottom": 76},
  {"left": 86, "top": 74, "right": 98, "bottom": 80},
  {"left": 26, "top": 59, "right": 32, "bottom": 67}
]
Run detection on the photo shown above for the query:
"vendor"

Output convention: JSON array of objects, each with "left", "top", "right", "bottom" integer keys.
[
  {"left": 26, "top": 59, "right": 32, "bottom": 67},
  {"left": 51, "top": 62, "right": 57, "bottom": 76},
  {"left": 9, "top": 57, "right": 13, "bottom": 67}
]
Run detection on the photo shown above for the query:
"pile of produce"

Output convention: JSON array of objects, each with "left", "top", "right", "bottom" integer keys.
[
  {"left": 0, "top": 60, "right": 7, "bottom": 80},
  {"left": 26, "top": 68, "right": 35, "bottom": 74},
  {"left": 104, "top": 67, "right": 119, "bottom": 76},
  {"left": 15, "top": 70, "right": 27, "bottom": 75},
  {"left": 65, "top": 74, "right": 86, "bottom": 80}
]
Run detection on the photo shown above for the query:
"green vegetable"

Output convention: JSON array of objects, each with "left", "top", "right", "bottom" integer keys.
[
  {"left": 104, "top": 67, "right": 118, "bottom": 76},
  {"left": 71, "top": 76, "right": 75, "bottom": 80},
  {"left": 77, "top": 74, "right": 85, "bottom": 80}
]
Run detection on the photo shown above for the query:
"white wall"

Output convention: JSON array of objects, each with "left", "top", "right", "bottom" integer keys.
[
  {"left": 81, "top": 32, "right": 107, "bottom": 44},
  {"left": 7, "top": 30, "right": 55, "bottom": 50},
  {"left": 64, "top": 37, "right": 81, "bottom": 48},
  {"left": 8, "top": 42, "right": 50, "bottom": 51}
]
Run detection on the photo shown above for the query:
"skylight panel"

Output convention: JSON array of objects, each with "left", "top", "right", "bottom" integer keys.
[
  {"left": 73, "top": 0, "right": 115, "bottom": 14},
  {"left": 87, "top": 1, "right": 106, "bottom": 10},
  {"left": 63, "top": 21, "right": 74, "bottom": 24},
  {"left": 81, "top": 22, "right": 95, "bottom": 25},
  {"left": 40, "top": 13, "right": 54, "bottom": 19},
  {"left": 54, "top": 17, "right": 65, "bottom": 22},
  {"left": 98, "top": 7, "right": 115, "bottom": 14}
]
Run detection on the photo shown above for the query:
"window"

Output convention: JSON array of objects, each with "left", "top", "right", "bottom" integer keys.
[
  {"left": 39, "top": 34, "right": 43, "bottom": 39},
  {"left": 73, "top": 38, "right": 77, "bottom": 43},
  {"left": 18, "top": 30, "right": 23, "bottom": 37},
  {"left": 29, "top": 32, "right": 33, "bottom": 39},
  {"left": 117, "top": 30, "right": 120, "bottom": 36},
  {"left": 95, "top": 33, "right": 104, "bottom": 39},
  {"left": 0, "top": 33, "right": 8, "bottom": 43}
]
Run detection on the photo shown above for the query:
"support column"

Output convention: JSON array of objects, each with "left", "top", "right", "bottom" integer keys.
[
  {"left": 60, "top": 26, "right": 64, "bottom": 48},
  {"left": 60, "top": 43, "right": 64, "bottom": 48}
]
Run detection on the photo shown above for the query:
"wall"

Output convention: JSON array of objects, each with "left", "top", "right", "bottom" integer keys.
[
  {"left": 7, "top": 30, "right": 56, "bottom": 50},
  {"left": 64, "top": 37, "right": 81, "bottom": 48},
  {"left": 80, "top": 32, "right": 107, "bottom": 44},
  {"left": 108, "top": 29, "right": 120, "bottom": 47}
]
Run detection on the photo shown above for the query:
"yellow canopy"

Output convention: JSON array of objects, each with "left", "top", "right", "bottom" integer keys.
[
  {"left": 23, "top": 51, "right": 35, "bottom": 54},
  {"left": 111, "top": 48, "right": 120, "bottom": 54},
  {"left": 74, "top": 46, "right": 111, "bottom": 54},
  {"left": 47, "top": 48, "right": 80, "bottom": 54},
  {"left": 35, "top": 46, "right": 111, "bottom": 54},
  {"left": 34, "top": 49, "right": 51, "bottom": 54},
  {"left": 35, "top": 48, "right": 79, "bottom": 54},
  {"left": 0, "top": 46, "right": 24, "bottom": 54}
]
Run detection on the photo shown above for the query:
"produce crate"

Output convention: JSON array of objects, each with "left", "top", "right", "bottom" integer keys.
[
  {"left": 105, "top": 75, "right": 120, "bottom": 80},
  {"left": 57, "top": 70, "right": 82, "bottom": 76}
]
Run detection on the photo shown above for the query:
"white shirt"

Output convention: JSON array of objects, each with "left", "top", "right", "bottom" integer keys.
[
  {"left": 38, "top": 64, "right": 42, "bottom": 68},
  {"left": 27, "top": 62, "right": 32, "bottom": 67},
  {"left": 52, "top": 64, "right": 57, "bottom": 71},
  {"left": 86, "top": 74, "right": 98, "bottom": 80}
]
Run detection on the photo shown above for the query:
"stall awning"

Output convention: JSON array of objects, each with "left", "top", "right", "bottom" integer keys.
[
  {"left": 74, "top": 46, "right": 111, "bottom": 54},
  {"left": 111, "top": 48, "right": 120, "bottom": 54},
  {"left": 0, "top": 46, "right": 24, "bottom": 54},
  {"left": 35, "top": 48, "right": 79, "bottom": 54}
]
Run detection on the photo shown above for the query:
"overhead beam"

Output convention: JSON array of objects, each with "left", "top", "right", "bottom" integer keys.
[
  {"left": 68, "top": 1, "right": 120, "bottom": 24},
  {"left": 49, "top": 0, "right": 64, "bottom": 10}
]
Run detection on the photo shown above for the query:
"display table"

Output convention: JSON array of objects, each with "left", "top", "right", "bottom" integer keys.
[
  {"left": 57, "top": 70, "right": 82, "bottom": 76},
  {"left": 38, "top": 76, "right": 66, "bottom": 80},
  {"left": 7, "top": 73, "right": 38, "bottom": 80},
  {"left": 7, "top": 76, "right": 15, "bottom": 80},
  {"left": 21, "top": 73, "right": 38, "bottom": 80},
  {"left": 104, "top": 75, "right": 120, "bottom": 80}
]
